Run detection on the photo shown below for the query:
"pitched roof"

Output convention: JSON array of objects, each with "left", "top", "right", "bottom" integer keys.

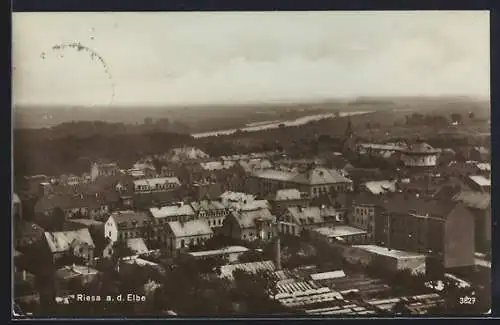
[
  {"left": 149, "top": 204, "right": 195, "bottom": 218},
  {"left": 403, "top": 142, "right": 439, "bottom": 154},
  {"left": 219, "top": 260, "right": 276, "bottom": 280},
  {"left": 133, "top": 177, "right": 181, "bottom": 188},
  {"left": 34, "top": 193, "right": 106, "bottom": 213},
  {"left": 239, "top": 159, "right": 273, "bottom": 172},
  {"left": 231, "top": 208, "right": 275, "bottom": 229},
  {"left": 190, "top": 200, "right": 226, "bottom": 212},
  {"left": 468, "top": 175, "right": 491, "bottom": 187},
  {"left": 220, "top": 191, "right": 256, "bottom": 202},
  {"left": 275, "top": 189, "right": 302, "bottom": 201},
  {"left": 44, "top": 228, "right": 95, "bottom": 253},
  {"left": 110, "top": 210, "right": 149, "bottom": 229},
  {"left": 13, "top": 193, "right": 21, "bottom": 204},
  {"left": 452, "top": 190, "right": 491, "bottom": 210},
  {"left": 251, "top": 169, "right": 296, "bottom": 182},
  {"left": 291, "top": 167, "right": 352, "bottom": 185},
  {"left": 286, "top": 206, "right": 339, "bottom": 225},
  {"left": 167, "top": 219, "right": 213, "bottom": 238},
  {"left": 125, "top": 238, "right": 149, "bottom": 255},
  {"left": 200, "top": 160, "right": 236, "bottom": 171},
  {"left": 364, "top": 180, "right": 397, "bottom": 195}
]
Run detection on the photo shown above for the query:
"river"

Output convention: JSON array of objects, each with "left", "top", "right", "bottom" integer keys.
[{"left": 192, "top": 110, "right": 373, "bottom": 138}]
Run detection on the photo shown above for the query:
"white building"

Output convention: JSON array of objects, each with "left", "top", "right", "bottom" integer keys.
[
  {"left": 104, "top": 210, "right": 149, "bottom": 242},
  {"left": 133, "top": 177, "right": 181, "bottom": 193},
  {"left": 401, "top": 143, "right": 439, "bottom": 168},
  {"left": 90, "top": 162, "right": 120, "bottom": 181}
]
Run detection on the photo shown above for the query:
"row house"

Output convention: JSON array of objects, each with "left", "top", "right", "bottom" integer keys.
[
  {"left": 165, "top": 220, "right": 214, "bottom": 257},
  {"left": 222, "top": 207, "right": 276, "bottom": 242},
  {"left": 133, "top": 177, "right": 182, "bottom": 194},
  {"left": 279, "top": 206, "right": 342, "bottom": 237},
  {"left": 34, "top": 193, "right": 111, "bottom": 224},
  {"left": 247, "top": 167, "right": 353, "bottom": 199},
  {"left": 190, "top": 200, "right": 229, "bottom": 232}
]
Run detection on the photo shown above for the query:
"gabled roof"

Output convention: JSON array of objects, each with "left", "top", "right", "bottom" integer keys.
[
  {"left": 231, "top": 208, "right": 275, "bottom": 229},
  {"left": 149, "top": 204, "right": 195, "bottom": 219},
  {"left": 200, "top": 160, "right": 236, "bottom": 171},
  {"left": 167, "top": 219, "right": 213, "bottom": 238},
  {"left": 286, "top": 206, "right": 338, "bottom": 225},
  {"left": 125, "top": 238, "right": 149, "bottom": 255},
  {"left": 291, "top": 167, "right": 352, "bottom": 185},
  {"left": 190, "top": 200, "right": 226, "bottom": 212},
  {"left": 133, "top": 177, "right": 181, "bottom": 188},
  {"left": 44, "top": 228, "right": 95, "bottom": 253},
  {"left": 109, "top": 210, "right": 149, "bottom": 229},
  {"left": 219, "top": 260, "right": 276, "bottom": 280},
  {"left": 13, "top": 193, "right": 21, "bottom": 204}
]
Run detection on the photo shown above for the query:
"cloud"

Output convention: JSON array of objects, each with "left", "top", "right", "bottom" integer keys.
[{"left": 12, "top": 11, "right": 490, "bottom": 106}]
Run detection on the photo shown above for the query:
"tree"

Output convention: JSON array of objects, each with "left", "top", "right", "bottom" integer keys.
[
  {"left": 50, "top": 207, "right": 66, "bottom": 231},
  {"left": 468, "top": 112, "right": 475, "bottom": 120}
]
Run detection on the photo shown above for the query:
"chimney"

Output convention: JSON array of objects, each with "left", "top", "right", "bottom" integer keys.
[{"left": 275, "top": 234, "right": 281, "bottom": 270}]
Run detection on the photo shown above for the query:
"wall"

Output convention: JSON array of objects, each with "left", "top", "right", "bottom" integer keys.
[{"left": 444, "top": 204, "right": 475, "bottom": 268}]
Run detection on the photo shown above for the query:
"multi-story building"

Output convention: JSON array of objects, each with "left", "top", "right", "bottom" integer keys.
[
  {"left": 190, "top": 200, "right": 229, "bottom": 232},
  {"left": 374, "top": 198, "right": 475, "bottom": 270},
  {"left": 452, "top": 190, "right": 491, "bottom": 253},
  {"left": 165, "top": 220, "right": 214, "bottom": 257},
  {"left": 146, "top": 203, "right": 196, "bottom": 246},
  {"left": 133, "top": 177, "right": 182, "bottom": 194},
  {"left": 90, "top": 162, "right": 120, "bottom": 181},
  {"left": 104, "top": 210, "right": 149, "bottom": 242},
  {"left": 42, "top": 228, "right": 96, "bottom": 266},
  {"left": 269, "top": 188, "right": 310, "bottom": 217},
  {"left": 247, "top": 166, "right": 353, "bottom": 198},
  {"left": 222, "top": 207, "right": 276, "bottom": 242},
  {"left": 279, "top": 206, "right": 342, "bottom": 237},
  {"left": 400, "top": 142, "right": 439, "bottom": 168}
]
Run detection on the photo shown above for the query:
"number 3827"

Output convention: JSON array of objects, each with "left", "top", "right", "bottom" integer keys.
[{"left": 459, "top": 296, "right": 476, "bottom": 305}]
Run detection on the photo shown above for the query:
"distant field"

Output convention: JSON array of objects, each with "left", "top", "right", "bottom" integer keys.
[{"left": 14, "top": 96, "right": 489, "bottom": 134}]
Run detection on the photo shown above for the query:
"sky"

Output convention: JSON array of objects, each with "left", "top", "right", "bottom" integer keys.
[{"left": 12, "top": 11, "right": 490, "bottom": 107}]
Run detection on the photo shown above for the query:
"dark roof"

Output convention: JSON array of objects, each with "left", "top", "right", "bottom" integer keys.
[
  {"left": 351, "top": 192, "right": 458, "bottom": 219},
  {"left": 34, "top": 193, "right": 108, "bottom": 213},
  {"left": 380, "top": 193, "right": 458, "bottom": 219},
  {"left": 110, "top": 210, "right": 149, "bottom": 229},
  {"left": 286, "top": 206, "right": 338, "bottom": 225},
  {"left": 15, "top": 221, "right": 45, "bottom": 240}
]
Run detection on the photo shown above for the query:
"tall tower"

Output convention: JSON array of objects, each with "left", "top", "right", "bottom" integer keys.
[
  {"left": 345, "top": 116, "right": 353, "bottom": 138},
  {"left": 274, "top": 216, "right": 281, "bottom": 270}
]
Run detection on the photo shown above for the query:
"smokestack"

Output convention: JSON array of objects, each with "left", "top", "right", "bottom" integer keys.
[{"left": 275, "top": 234, "right": 281, "bottom": 270}]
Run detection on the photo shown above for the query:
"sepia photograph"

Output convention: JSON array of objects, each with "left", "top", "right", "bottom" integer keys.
[{"left": 12, "top": 11, "right": 491, "bottom": 317}]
